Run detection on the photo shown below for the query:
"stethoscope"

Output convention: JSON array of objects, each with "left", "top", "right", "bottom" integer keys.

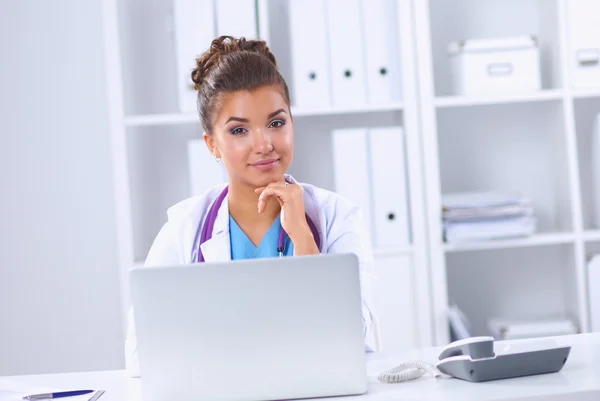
[{"left": 196, "top": 180, "right": 321, "bottom": 262}]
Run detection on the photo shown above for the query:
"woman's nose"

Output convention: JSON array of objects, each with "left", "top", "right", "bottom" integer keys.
[{"left": 252, "top": 129, "right": 273, "bottom": 153}]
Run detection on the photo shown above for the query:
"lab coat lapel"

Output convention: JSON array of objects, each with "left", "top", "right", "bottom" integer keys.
[{"left": 199, "top": 193, "right": 232, "bottom": 262}]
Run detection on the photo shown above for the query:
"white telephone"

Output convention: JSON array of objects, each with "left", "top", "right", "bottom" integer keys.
[{"left": 378, "top": 336, "right": 571, "bottom": 383}]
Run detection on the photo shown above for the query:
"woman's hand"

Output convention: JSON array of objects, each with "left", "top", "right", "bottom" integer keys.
[{"left": 255, "top": 181, "right": 319, "bottom": 255}]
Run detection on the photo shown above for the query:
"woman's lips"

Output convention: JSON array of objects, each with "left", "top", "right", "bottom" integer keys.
[{"left": 249, "top": 158, "right": 280, "bottom": 171}]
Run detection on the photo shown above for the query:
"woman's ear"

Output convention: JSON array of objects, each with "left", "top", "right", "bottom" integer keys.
[{"left": 203, "top": 132, "right": 220, "bottom": 159}]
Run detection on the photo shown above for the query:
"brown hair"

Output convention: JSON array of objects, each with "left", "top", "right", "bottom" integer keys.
[{"left": 191, "top": 35, "right": 291, "bottom": 133}]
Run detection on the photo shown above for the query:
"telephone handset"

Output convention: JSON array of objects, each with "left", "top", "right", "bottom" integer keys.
[{"left": 378, "top": 336, "right": 571, "bottom": 383}]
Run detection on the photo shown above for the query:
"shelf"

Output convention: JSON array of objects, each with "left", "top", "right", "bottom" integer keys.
[
  {"left": 124, "top": 102, "right": 404, "bottom": 127},
  {"left": 292, "top": 102, "right": 404, "bottom": 117},
  {"left": 434, "top": 90, "right": 564, "bottom": 108},
  {"left": 373, "top": 246, "right": 414, "bottom": 257},
  {"left": 572, "top": 89, "right": 600, "bottom": 100},
  {"left": 443, "top": 232, "right": 575, "bottom": 253},
  {"left": 583, "top": 230, "right": 600, "bottom": 242},
  {"left": 125, "top": 113, "right": 199, "bottom": 127}
]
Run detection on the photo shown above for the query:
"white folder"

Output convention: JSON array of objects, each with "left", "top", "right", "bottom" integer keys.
[
  {"left": 215, "top": 0, "right": 257, "bottom": 39},
  {"left": 331, "top": 128, "right": 374, "bottom": 241},
  {"left": 187, "top": 139, "right": 228, "bottom": 196},
  {"left": 288, "top": 0, "right": 331, "bottom": 107},
  {"left": 361, "top": 0, "right": 402, "bottom": 104},
  {"left": 326, "top": 0, "right": 367, "bottom": 106},
  {"left": 173, "top": 0, "right": 215, "bottom": 113},
  {"left": 566, "top": 0, "right": 600, "bottom": 89},
  {"left": 369, "top": 127, "right": 410, "bottom": 247}
]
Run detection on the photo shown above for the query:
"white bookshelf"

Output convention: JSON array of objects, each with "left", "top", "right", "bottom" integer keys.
[
  {"left": 103, "top": 0, "right": 433, "bottom": 353},
  {"left": 443, "top": 232, "right": 576, "bottom": 253},
  {"left": 414, "top": 0, "right": 597, "bottom": 344},
  {"left": 103, "top": 0, "right": 600, "bottom": 351},
  {"left": 434, "top": 89, "right": 564, "bottom": 108}
]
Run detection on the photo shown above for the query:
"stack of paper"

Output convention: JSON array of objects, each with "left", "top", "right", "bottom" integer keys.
[
  {"left": 0, "top": 379, "right": 55, "bottom": 401},
  {"left": 442, "top": 191, "right": 537, "bottom": 243},
  {"left": 488, "top": 317, "right": 578, "bottom": 340}
]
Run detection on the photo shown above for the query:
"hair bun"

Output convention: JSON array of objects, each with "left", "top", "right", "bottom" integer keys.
[
  {"left": 191, "top": 35, "right": 277, "bottom": 91},
  {"left": 236, "top": 37, "right": 278, "bottom": 66}
]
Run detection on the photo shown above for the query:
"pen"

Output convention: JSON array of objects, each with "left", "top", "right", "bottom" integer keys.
[{"left": 23, "top": 390, "right": 95, "bottom": 400}]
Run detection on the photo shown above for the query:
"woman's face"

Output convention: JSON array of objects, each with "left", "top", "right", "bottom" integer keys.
[{"left": 204, "top": 84, "right": 294, "bottom": 188}]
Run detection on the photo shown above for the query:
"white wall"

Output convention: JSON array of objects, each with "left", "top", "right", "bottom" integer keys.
[{"left": 0, "top": 0, "right": 124, "bottom": 375}]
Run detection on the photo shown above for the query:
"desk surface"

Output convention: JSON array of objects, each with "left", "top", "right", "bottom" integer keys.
[{"left": 2, "top": 333, "right": 600, "bottom": 401}]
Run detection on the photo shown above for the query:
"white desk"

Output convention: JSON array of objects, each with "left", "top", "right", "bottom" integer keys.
[{"left": 2, "top": 333, "right": 600, "bottom": 401}]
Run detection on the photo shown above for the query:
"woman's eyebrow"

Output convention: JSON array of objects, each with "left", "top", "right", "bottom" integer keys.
[
  {"left": 267, "top": 109, "right": 287, "bottom": 119},
  {"left": 224, "top": 116, "right": 249, "bottom": 125},
  {"left": 224, "top": 109, "right": 287, "bottom": 125}
]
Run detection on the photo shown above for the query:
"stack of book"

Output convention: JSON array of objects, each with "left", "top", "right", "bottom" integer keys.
[{"left": 442, "top": 192, "right": 536, "bottom": 243}]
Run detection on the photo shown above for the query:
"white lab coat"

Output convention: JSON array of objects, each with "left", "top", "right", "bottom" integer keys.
[{"left": 125, "top": 174, "right": 375, "bottom": 377}]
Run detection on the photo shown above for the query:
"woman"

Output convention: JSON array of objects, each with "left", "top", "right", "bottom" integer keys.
[{"left": 125, "top": 36, "right": 375, "bottom": 376}]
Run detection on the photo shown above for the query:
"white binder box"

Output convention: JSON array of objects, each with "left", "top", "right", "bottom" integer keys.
[
  {"left": 326, "top": 0, "right": 367, "bottom": 106},
  {"left": 331, "top": 128, "right": 374, "bottom": 241},
  {"left": 369, "top": 127, "right": 411, "bottom": 247},
  {"left": 361, "top": 0, "right": 402, "bottom": 104},
  {"left": 331, "top": 127, "right": 411, "bottom": 248},
  {"left": 187, "top": 139, "right": 228, "bottom": 196},
  {"left": 288, "top": 0, "right": 331, "bottom": 107},
  {"left": 215, "top": 0, "right": 257, "bottom": 39},
  {"left": 173, "top": 0, "right": 215, "bottom": 113},
  {"left": 447, "top": 36, "right": 541, "bottom": 96},
  {"left": 566, "top": 0, "right": 600, "bottom": 89}
]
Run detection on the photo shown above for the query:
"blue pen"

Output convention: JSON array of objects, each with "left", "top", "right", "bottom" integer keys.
[{"left": 23, "top": 390, "right": 95, "bottom": 400}]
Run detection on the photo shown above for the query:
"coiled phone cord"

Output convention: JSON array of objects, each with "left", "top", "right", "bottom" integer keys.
[{"left": 377, "top": 360, "right": 442, "bottom": 383}]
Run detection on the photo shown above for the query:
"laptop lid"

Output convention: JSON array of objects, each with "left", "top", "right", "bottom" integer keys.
[{"left": 130, "top": 253, "right": 368, "bottom": 401}]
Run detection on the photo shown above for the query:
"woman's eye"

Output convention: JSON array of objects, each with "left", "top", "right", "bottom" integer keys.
[
  {"left": 269, "top": 119, "right": 285, "bottom": 128},
  {"left": 230, "top": 127, "right": 247, "bottom": 135}
]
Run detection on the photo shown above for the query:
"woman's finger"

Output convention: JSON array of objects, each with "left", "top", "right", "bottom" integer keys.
[
  {"left": 257, "top": 188, "right": 280, "bottom": 213},
  {"left": 255, "top": 181, "right": 286, "bottom": 194},
  {"left": 259, "top": 185, "right": 295, "bottom": 201},
  {"left": 257, "top": 184, "right": 296, "bottom": 213}
]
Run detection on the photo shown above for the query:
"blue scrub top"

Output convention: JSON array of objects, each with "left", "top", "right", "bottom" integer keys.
[{"left": 229, "top": 215, "right": 294, "bottom": 260}]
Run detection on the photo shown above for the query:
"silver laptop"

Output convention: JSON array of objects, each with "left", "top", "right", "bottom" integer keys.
[{"left": 130, "top": 253, "right": 368, "bottom": 401}]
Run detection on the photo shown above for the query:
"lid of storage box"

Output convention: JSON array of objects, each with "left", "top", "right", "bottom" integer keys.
[{"left": 448, "top": 36, "right": 538, "bottom": 55}]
